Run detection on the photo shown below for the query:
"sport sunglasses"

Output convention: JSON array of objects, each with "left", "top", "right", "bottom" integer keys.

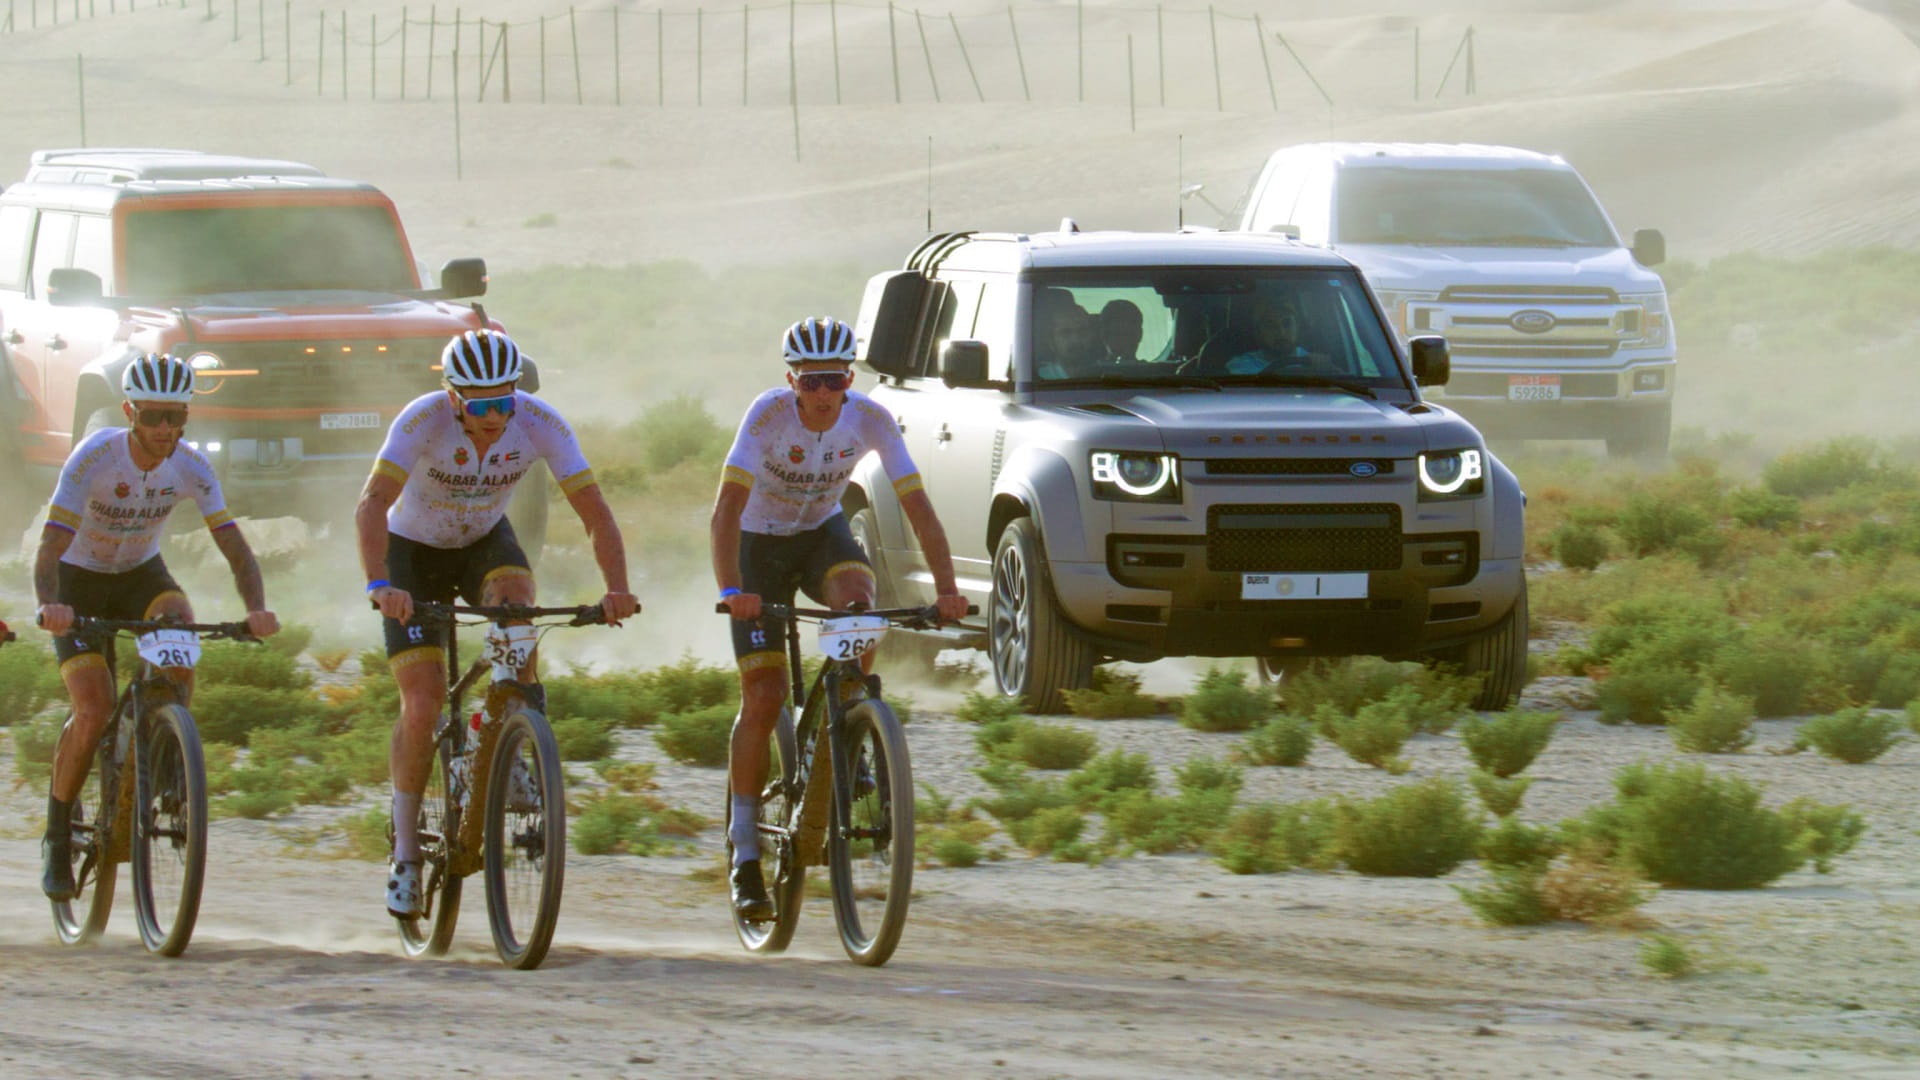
[
  {"left": 135, "top": 406, "right": 189, "bottom": 428},
  {"left": 460, "top": 394, "right": 517, "bottom": 418},
  {"left": 793, "top": 371, "right": 852, "bottom": 393}
]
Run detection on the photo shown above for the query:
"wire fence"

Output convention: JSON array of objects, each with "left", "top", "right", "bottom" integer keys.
[{"left": 4, "top": 0, "right": 1480, "bottom": 112}]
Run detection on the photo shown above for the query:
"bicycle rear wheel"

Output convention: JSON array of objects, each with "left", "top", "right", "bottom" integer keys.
[
  {"left": 729, "top": 706, "right": 804, "bottom": 954},
  {"left": 827, "top": 700, "right": 914, "bottom": 966},
  {"left": 482, "top": 707, "right": 565, "bottom": 969},
  {"left": 51, "top": 738, "right": 117, "bottom": 945},
  {"left": 398, "top": 732, "right": 462, "bottom": 958},
  {"left": 131, "top": 704, "right": 207, "bottom": 956}
]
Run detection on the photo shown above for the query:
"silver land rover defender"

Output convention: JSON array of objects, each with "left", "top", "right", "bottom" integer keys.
[{"left": 847, "top": 228, "right": 1528, "bottom": 711}]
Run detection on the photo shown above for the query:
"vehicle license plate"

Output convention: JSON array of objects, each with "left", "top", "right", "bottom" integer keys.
[
  {"left": 1507, "top": 375, "right": 1561, "bottom": 401},
  {"left": 1241, "top": 573, "right": 1368, "bottom": 600},
  {"left": 320, "top": 411, "right": 382, "bottom": 430}
]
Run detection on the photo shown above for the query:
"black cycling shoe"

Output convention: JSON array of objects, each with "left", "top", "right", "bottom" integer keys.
[
  {"left": 730, "top": 858, "right": 775, "bottom": 922},
  {"left": 42, "top": 835, "right": 76, "bottom": 902}
]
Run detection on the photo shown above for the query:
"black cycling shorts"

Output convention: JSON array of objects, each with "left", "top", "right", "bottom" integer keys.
[
  {"left": 383, "top": 517, "right": 531, "bottom": 661},
  {"left": 53, "top": 556, "right": 185, "bottom": 670},
  {"left": 731, "top": 513, "right": 871, "bottom": 670}
]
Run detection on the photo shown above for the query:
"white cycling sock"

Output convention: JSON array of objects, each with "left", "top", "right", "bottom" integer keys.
[
  {"left": 392, "top": 791, "right": 421, "bottom": 864},
  {"left": 729, "top": 793, "right": 759, "bottom": 865}
]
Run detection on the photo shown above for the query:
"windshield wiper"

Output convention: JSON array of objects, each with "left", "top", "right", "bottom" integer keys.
[
  {"left": 1087, "top": 373, "right": 1223, "bottom": 392},
  {"left": 1465, "top": 234, "right": 1580, "bottom": 248},
  {"left": 1231, "top": 374, "right": 1378, "bottom": 400}
]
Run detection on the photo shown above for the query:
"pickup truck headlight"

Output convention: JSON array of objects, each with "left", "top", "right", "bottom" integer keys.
[
  {"left": 1418, "top": 448, "right": 1484, "bottom": 499},
  {"left": 1373, "top": 289, "right": 1442, "bottom": 335},
  {"left": 1616, "top": 292, "right": 1670, "bottom": 348},
  {"left": 1091, "top": 451, "right": 1180, "bottom": 502}
]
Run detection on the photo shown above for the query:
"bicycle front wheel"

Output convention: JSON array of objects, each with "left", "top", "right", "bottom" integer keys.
[
  {"left": 827, "top": 699, "right": 914, "bottom": 967},
  {"left": 729, "top": 706, "right": 804, "bottom": 954},
  {"left": 399, "top": 732, "right": 462, "bottom": 959},
  {"left": 51, "top": 739, "right": 117, "bottom": 945},
  {"left": 131, "top": 704, "right": 207, "bottom": 956},
  {"left": 483, "top": 708, "right": 565, "bottom": 969}
]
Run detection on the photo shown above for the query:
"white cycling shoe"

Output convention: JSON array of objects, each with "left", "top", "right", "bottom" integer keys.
[{"left": 386, "top": 860, "right": 423, "bottom": 919}]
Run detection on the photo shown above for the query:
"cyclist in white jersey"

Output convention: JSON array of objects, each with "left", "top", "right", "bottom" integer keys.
[
  {"left": 711, "top": 316, "right": 969, "bottom": 920},
  {"left": 357, "top": 328, "right": 638, "bottom": 918},
  {"left": 34, "top": 353, "right": 281, "bottom": 900}
]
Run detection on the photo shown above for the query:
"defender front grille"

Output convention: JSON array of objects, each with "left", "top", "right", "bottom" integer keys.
[
  {"left": 189, "top": 339, "right": 445, "bottom": 406},
  {"left": 1206, "top": 503, "right": 1402, "bottom": 572},
  {"left": 1205, "top": 458, "right": 1395, "bottom": 476}
]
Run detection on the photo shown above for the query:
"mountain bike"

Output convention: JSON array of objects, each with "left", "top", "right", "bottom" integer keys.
[
  {"left": 392, "top": 601, "right": 616, "bottom": 970},
  {"left": 718, "top": 601, "right": 971, "bottom": 967},
  {"left": 45, "top": 615, "right": 257, "bottom": 956}
]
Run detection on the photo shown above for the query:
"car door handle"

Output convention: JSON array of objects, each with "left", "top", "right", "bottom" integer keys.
[
  {"left": 46, "top": 334, "right": 66, "bottom": 351},
  {"left": 936, "top": 424, "right": 952, "bottom": 443}
]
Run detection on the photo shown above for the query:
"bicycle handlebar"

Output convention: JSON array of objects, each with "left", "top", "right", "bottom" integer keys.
[
  {"left": 713, "top": 601, "right": 978, "bottom": 628},
  {"left": 411, "top": 601, "right": 619, "bottom": 627},
  {"left": 42, "top": 614, "right": 259, "bottom": 642}
]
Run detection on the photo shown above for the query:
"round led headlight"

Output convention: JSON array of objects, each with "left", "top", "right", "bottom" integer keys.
[
  {"left": 1418, "top": 448, "right": 1484, "bottom": 496},
  {"left": 188, "top": 351, "right": 222, "bottom": 371},
  {"left": 1091, "top": 451, "right": 1179, "bottom": 499}
]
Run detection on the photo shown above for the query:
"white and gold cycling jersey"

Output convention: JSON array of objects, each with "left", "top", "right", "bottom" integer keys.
[
  {"left": 372, "top": 390, "right": 596, "bottom": 549},
  {"left": 721, "top": 388, "right": 923, "bottom": 536},
  {"left": 47, "top": 428, "right": 233, "bottom": 573}
]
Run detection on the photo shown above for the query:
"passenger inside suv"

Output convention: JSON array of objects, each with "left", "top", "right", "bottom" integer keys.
[
  {"left": 1097, "top": 300, "right": 1146, "bottom": 364},
  {"left": 1191, "top": 289, "right": 1338, "bottom": 377},
  {"left": 1035, "top": 289, "right": 1104, "bottom": 380}
]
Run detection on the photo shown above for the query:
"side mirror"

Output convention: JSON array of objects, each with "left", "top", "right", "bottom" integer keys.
[
  {"left": 1268, "top": 223, "right": 1302, "bottom": 240},
  {"left": 1631, "top": 228, "right": 1665, "bottom": 267},
  {"left": 439, "top": 257, "right": 488, "bottom": 298},
  {"left": 940, "top": 340, "right": 990, "bottom": 387},
  {"left": 47, "top": 268, "right": 104, "bottom": 306},
  {"left": 1409, "top": 336, "right": 1450, "bottom": 388},
  {"left": 858, "top": 271, "right": 934, "bottom": 378}
]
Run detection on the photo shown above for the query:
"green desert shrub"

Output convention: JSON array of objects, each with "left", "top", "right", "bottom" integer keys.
[
  {"left": 922, "top": 816, "right": 998, "bottom": 868},
  {"left": 1640, "top": 934, "right": 1696, "bottom": 978},
  {"left": 972, "top": 760, "right": 1073, "bottom": 826},
  {"left": 1458, "top": 856, "right": 1651, "bottom": 927},
  {"left": 1180, "top": 667, "right": 1273, "bottom": 732},
  {"left": 1551, "top": 518, "right": 1611, "bottom": 571},
  {"left": 1477, "top": 815, "right": 1558, "bottom": 869},
  {"left": 195, "top": 641, "right": 312, "bottom": 691},
  {"left": 261, "top": 624, "right": 315, "bottom": 659},
  {"left": 955, "top": 690, "right": 1025, "bottom": 727},
  {"left": 1570, "top": 761, "right": 1811, "bottom": 889},
  {"left": 1315, "top": 694, "right": 1415, "bottom": 773},
  {"left": 1279, "top": 657, "right": 1409, "bottom": 717},
  {"left": 1614, "top": 490, "right": 1720, "bottom": 562},
  {"left": 545, "top": 668, "right": 668, "bottom": 729},
  {"left": 549, "top": 712, "right": 618, "bottom": 761},
  {"left": 1726, "top": 487, "right": 1801, "bottom": 531},
  {"left": 1234, "top": 712, "right": 1314, "bottom": 766},
  {"left": 10, "top": 712, "right": 64, "bottom": 784},
  {"left": 1706, "top": 627, "right": 1836, "bottom": 717},
  {"left": 1059, "top": 668, "right": 1160, "bottom": 719},
  {"left": 1063, "top": 749, "right": 1157, "bottom": 811},
  {"left": 189, "top": 684, "right": 332, "bottom": 747},
  {"left": 1667, "top": 684, "right": 1756, "bottom": 754},
  {"left": 653, "top": 702, "right": 735, "bottom": 766},
  {"left": 338, "top": 805, "right": 392, "bottom": 861},
  {"left": 1459, "top": 709, "right": 1558, "bottom": 777},
  {"left": 1594, "top": 654, "right": 1700, "bottom": 726},
  {"left": 1762, "top": 438, "right": 1883, "bottom": 499},
  {"left": 0, "top": 639, "right": 63, "bottom": 724},
  {"left": 1008, "top": 804, "right": 1087, "bottom": 857},
  {"left": 1210, "top": 800, "right": 1338, "bottom": 875},
  {"left": 1793, "top": 706, "right": 1908, "bottom": 764},
  {"left": 1456, "top": 867, "right": 1550, "bottom": 926},
  {"left": 1004, "top": 721, "right": 1098, "bottom": 770},
  {"left": 1779, "top": 798, "right": 1866, "bottom": 873},
  {"left": 1467, "top": 769, "right": 1532, "bottom": 818},
  {"left": 1332, "top": 779, "right": 1481, "bottom": 878}
]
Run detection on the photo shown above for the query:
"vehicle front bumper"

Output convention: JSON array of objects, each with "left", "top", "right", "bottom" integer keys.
[{"left": 1425, "top": 356, "right": 1674, "bottom": 439}]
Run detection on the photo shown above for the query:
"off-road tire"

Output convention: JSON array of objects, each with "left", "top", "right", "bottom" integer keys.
[
  {"left": 728, "top": 706, "right": 804, "bottom": 954},
  {"left": 130, "top": 704, "right": 208, "bottom": 957},
  {"left": 482, "top": 707, "right": 566, "bottom": 970},
  {"left": 989, "top": 517, "right": 1094, "bottom": 712},
  {"left": 1427, "top": 578, "right": 1530, "bottom": 710},
  {"left": 827, "top": 699, "right": 914, "bottom": 967},
  {"left": 51, "top": 738, "right": 118, "bottom": 946},
  {"left": 398, "top": 734, "right": 462, "bottom": 958}
]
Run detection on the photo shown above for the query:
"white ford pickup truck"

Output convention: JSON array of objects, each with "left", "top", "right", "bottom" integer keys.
[{"left": 1225, "top": 142, "right": 1674, "bottom": 456}]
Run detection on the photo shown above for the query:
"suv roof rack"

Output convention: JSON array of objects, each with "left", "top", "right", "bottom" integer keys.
[{"left": 24, "top": 148, "right": 327, "bottom": 184}]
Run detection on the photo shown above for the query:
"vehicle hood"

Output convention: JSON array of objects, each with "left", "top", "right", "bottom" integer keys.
[
  {"left": 1044, "top": 389, "right": 1481, "bottom": 457},
  {"left": 134, "top": 291, "right": 486, "bottom": 342},
  {"left": 1336, "top": 244, "right": 1666, "bottom": 293}
]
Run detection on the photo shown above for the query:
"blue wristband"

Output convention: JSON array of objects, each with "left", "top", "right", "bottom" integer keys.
[
  {"left": 366, "top": 579, "right": 391, "bottom": 593},
  {"left": 719, "top": 587, "right": 742, "bottom": 599}
]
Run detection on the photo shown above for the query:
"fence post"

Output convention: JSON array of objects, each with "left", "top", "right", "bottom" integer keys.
[
  {"left": 316, "top": 10, "right": 324, "bottom": 96},
  {"left": 570, "top": 6, "right": 582, "bottom": 104},
  {"left": 401, "top": 8, "right": 408, "bottom": 99},
  {"left": 1412, "top": 25, "right": 1419, "bottom": 99},
  {"left": 1207, "top": 5, "right": 1221, "bottom": 111},
  {"left": 430, "top": 7, "right": 441, "bottom": 100},
  {"left": 1127, "top": 33, "right": 1135, "bottom": 132},
  {"left": 740, "top": 2, "right": 748, "bottom": 106},
  {"left": 257, "top": 0, "right": 264, "bottom": 59},
  {"left": 539, "top": 15, "right": 546, "bottom": 103},
  {"left": 1274, "top": 32, "right": 1333, "bottom": 107},
  {"left": 887, "top": 1, "right": 899, "bottom": 104},
  {"left": 501, "top": 20, "right": 510, "bottom": 103},
  {"left": 1465, "top": 27, "right": 1475, "bottom": 94},
  {"left": 612, "top": 7, "right": 619, "bottom": 105},
  {"left": 950, "top": 13, "right": 981, "bottom": 102},
  {"left": 829, "top": 0, "right": 840, "bottom": 105},
  {"left": 1006, "top": 4, "right": 1027, "bottom": 102},
  {"left": 1253, "top": 12, "right": 1275, "bottom": 111},
  {"left": 914, "top": 8, "right": 938, "bottom": 103},
  {"left": 453, "top": 35, "right": 463, "bottom": 180}
]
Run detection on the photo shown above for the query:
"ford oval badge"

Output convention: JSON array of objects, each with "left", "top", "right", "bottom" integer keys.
[
  {"left": 1511, "top": 309, "right": 1556, "bottom": 334},
  {"left": 1349, "top": 461, "right": 1379, "bottom": 478}
]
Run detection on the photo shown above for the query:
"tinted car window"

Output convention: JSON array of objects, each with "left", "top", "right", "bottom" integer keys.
[
  {"left": 1336, "top": 167, "right": 1616, "bottom": 247},
  {"left": 122, "top": 203, "right": 414, "bottom": 294}
]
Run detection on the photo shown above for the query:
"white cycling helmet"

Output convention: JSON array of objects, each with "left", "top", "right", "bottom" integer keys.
[
  {"left": 442, "top": 328, "right": 523, "bottom": 387},
  {"left": 121, "top": 352, "right": 195, "bottom": 403},
  {"left": 781, "top": 316, "right": 857, "bottom": 366}
]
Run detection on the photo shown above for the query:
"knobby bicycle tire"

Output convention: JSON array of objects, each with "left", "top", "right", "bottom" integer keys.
[
  {"left": 827, "top": 699, "right": 914, "bottom": 967},
  {"left": 483, "top": 708, "right": 566, "bottom": 970},
  {"left": 131, "top": 703, "right": 208, "bottom": 957},
  {"left": 729, "top": 706, "right": 803, "bottom": 954},
  {"left": 51, "top": 735, "right": 119, "bottom": 946},
  {"left": 399, "top": 732, "right": 462, "bottom": 958}
]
